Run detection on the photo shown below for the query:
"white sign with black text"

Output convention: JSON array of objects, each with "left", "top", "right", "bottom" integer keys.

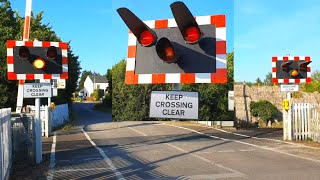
[
  {"left": 149, "top": 91, "right": 198, "bottom": 119},
  {"left": 228, "top": 91, "right": 234, "bottom": 111},
  {"left": 23, "top": 83, "right": 52, "bottom": 98},
  {"left": 280, "top": 84, "right": 299, "bottom": 92}
]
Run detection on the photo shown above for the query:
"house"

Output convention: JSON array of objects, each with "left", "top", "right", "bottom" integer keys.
[{"left": 83, "top": 75, "right": 108, "bottom": 98}]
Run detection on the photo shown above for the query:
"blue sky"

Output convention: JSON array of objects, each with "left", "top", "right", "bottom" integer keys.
[
  {"left": 112, "top": 0, "right": 234, "bottom": 64},
  {"left": 235, "top": 0, "right": 320, "bottom": 82},
  {"left": 10, "top": 0, "right": 112, "bottom": 75}
]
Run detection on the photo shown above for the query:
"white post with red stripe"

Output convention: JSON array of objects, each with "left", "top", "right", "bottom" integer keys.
[
  {"left": 16, "top": 0, "right": 32, "bottom": 113},
  {"left": 21, "top": 0, "right": 42, "bottom": 164}
]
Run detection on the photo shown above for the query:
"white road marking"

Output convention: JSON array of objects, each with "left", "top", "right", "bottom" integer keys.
[
  {"left": 214, "top": 128, "right": 320, "bottom": 150},
  {"left": 47, "top": 132, "right": 57, "bottom": 180},
  {"left": 57, "top": 157, "right": 101, "bottom": 162},
  {"left": 166, "top": 143, "right": 245, "bottom": 177},
  {"left": 128, "top": 127, "right": 148, "bottom": 136},
  {"left": 196, "top": 149, "right": 255, "bottom": 154},
  {"left": 55, "top": 167, "right": 111, "bottom": 172},
  {"left": 162, "top": 123, "right": 320, "bottom": 163},
  {"left": 128, "top": 124, "right": 245, "bottom": 178},
  {"left": 81, "top": 128, "right": 126, "bottom": 180}
]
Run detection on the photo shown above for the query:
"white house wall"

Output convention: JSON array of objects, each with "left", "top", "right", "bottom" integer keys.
[{"left": 84, "top": 76, "right": 93, "bottom": 97}]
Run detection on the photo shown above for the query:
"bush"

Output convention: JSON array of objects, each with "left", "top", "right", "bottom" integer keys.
[
  {"left": 250, "top": 100, "right": 278, "bottom": 124},
  {"left": 91, "top": 89, "right": 100, "bottom": 101}
]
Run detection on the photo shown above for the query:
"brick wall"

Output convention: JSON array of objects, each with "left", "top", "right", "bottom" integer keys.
[{"left": 234, "top": 83, "right": 320, "bottom": 122}]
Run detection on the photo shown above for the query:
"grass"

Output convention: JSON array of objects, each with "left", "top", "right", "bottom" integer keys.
[{"left": 94, "top": 103, "right": 112, "bottom": 113}]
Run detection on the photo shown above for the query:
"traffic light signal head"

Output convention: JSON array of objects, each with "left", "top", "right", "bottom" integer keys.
[
  {"left": 170, "top": 1, "right": 203, "bottom": 44},
  {"left": 272, "top": 56, "right": 312, "bottom": 84},
  {"left": 156, "top": 37, "right": 178, "bottom": 63},
  {"left": 117, "top": 2, "right": 227, "bottom": 84},
  {"left": 6, "top": 40, "right": 69, "bottom": 80},
  {"left": 117, "top": 8, "right": 157, "bottom": 47}
]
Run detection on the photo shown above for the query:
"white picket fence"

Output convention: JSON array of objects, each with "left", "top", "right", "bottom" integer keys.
[
  {"left": 284, "top": 103, "right": 320, "bottom": 142},
  {"left": 0, "top": 108, "right": 12, "bottom": 180}
]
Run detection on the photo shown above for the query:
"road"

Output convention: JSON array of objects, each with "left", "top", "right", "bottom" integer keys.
[{"left": 15, "top": 102, "right": 320, "bottom": 180}]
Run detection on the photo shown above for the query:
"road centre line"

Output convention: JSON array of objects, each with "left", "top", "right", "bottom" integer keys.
[
  {"left": 47, "top": 132, "right": 57, "bottom": 180},
  {"left": 127, "top": 124, "right": 245, "bottom": 177},
  {"left": 81, "top": 128, "right": 126, "bottom": 180},
  {"left": 162, "top": 123, "right": 320, "bottom": 163}
]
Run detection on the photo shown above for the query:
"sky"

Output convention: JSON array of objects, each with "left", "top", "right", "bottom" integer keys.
[
  {"left": 9, "top": 0, "right": 112, "bottom": 76},
  {"left": 112, "top": 0, "right": 234, "bottom": 64},
  {"left": 10, "top": 0, "right": 319, "bottom": 84},
  {"left": 235, "top": 0, "right": 320, "bottom": 82}
]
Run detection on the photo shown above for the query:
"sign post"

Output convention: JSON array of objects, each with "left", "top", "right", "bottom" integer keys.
[
  {"left": 272, "top": 55, "right": 312, "bottom": 141},
  {"left": 23, "top": 83, "right": 52, "bottom": 164}
]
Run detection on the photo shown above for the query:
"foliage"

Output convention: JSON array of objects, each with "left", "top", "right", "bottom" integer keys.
[
  {"left": 255, "top": 78, "right": 262, "bottom": 86},
  {"left": 250, "top": 100, "right": 278, "bottom": 123},
  {"left": 90, "top": 89, "right": 100, "bottom": 101},
  {"left": 103, "top": 92, "right": 112, "bottom": 108},
  {"left": 301, "top": 71, "right": 320, "bottom": 93},
  {"left": 263, "top": 72, "right": 273, "bottom": 86},
  {"left": 0, "top": 0, "right": 19, "bottom": 108},
  {"left": 106, "top": 69, "right": 112, "bottom": 95},
  {"left": 0, "top": 2, "right": 81, "bottom": 108},
  {"left": 112, "top": 52, "right": 234, "bottom": 121}
]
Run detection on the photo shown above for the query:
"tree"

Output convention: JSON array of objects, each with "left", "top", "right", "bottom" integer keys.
[
  {"left": 301, "top": 70, "right": 320, "bottom": 93},
  {"left": 106, "top": 69, "right": 112, "bottom": 94},
  {"left": 0, "top": 0, "right": 19, "bottom": 108},
  {"left": 255, "top": 78, "right": 262, "bottom": 86},
  {"left": 264, "top": 72, "right": 273, "bottom": 86}
]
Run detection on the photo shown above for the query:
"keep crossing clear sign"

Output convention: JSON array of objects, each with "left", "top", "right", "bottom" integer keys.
[
  {"left": 149, "top": 91, "right": 199, "bottom": 119},
  {"left": 24, "top": 83, "right": 52, "bottom": 98}
]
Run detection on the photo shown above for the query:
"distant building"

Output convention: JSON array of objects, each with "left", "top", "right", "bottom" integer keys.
[{"left": 83, "top": 75, "right": 108, "bottom": 98}]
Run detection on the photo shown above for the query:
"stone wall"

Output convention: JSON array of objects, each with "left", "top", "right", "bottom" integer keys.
[{"left": 234, "top": 84, "right": 320, "bottom": 122}]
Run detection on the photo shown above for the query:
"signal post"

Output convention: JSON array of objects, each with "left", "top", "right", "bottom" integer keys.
[{"left": 272, "top": 55, "right": 312, "bottom": 140}]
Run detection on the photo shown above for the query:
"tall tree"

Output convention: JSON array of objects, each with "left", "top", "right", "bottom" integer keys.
[{"left": 0, "top": 0, "right": 19, "bottom": 108}]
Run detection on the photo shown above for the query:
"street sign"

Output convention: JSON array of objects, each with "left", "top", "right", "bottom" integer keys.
[
  {"left": 280, "top": 84, "right": 299, "bottom": 92},
  {"left": 23, "top": 83, "right": 52, "bottom": 98},
  {"left": 57, "top": 79, "right": 66, "bottom": 89},
  {"left": 149, "top": 91, "right": 198, "bottom": 119},
  {"left": 228, "top": 91, "right": 234, "bottom": 111}
]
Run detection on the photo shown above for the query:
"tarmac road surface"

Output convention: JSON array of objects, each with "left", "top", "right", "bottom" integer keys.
[{"left": 21, "top": 102, "right": 320, "bottom": 180}]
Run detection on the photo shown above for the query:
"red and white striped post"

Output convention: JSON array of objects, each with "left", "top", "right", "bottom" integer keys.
[
  {"left": 16, "top": 0, "right": 32, "bottom": 113},
  {"left": 18, "top": 0, "right": 42, "bottom": 164}
]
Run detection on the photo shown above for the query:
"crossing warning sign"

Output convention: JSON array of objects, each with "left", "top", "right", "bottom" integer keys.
[
  {"left": 23, "top": 83, "right": 52, "bottom": 98},
  {"left": 149, "top": 91, "right": 199, "bottom": 119}
]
